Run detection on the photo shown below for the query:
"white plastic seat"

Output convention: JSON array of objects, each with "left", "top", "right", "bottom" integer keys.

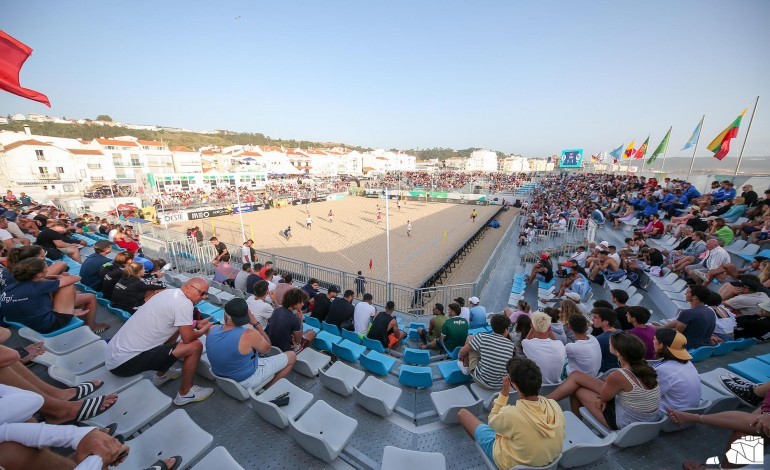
[
  {"left": 197, "top": 353, "right": 216, "bottom": 380},
  {"left": 352, "top": 376, "right": 402, "bottom": 417},
  {"left": 250, "top": 378, "right": 314, "bottom": 428},
  {"left": 381, "top": 446, "right": 446, "bottom": 469},
  {"left": 17, "top": 325, "right": 100, "bottom": 355},
  {"left": 661, "top": 400, "right": 711, "bottom": 432},
  {"left": 286, "top": 400, "right": 358, "bottom": 463},
  {"left": 33, "top": 340, "right": 107, "bottom": 376},
  {"left": 626, "top": 293, "right": 643, "bottom": 306},
  {"left": 318, "top": 360, "right": 365, "bottom": 396},
  {"left": 213, "top": 371, "right": 274, "bottom": 401},
  {"left": 699, "top": 368, "right": 747, "bottom": 409},
  {"left": 469, "top": 383, "right": 501, "bottom": 410},
  {"left": 659, "top": 279, "right": 688, "bottom": 293},
  {"left": 430, "top": 385, "right": 483, "bottom": 424},
  {"left": 48, "top": 365, "right": 143, "bottom": 397},
  {"left": 295, "top": 348, "right": 331, "bottom": 377},
  {"left": 116, "top": 409, "right": 213, "bottom": 469},
  {"left": 650, "top": 273, "right": 679, "bottom": 285},
  {"left": 476, "top": 443, "right": 560, "bottom": 469},
  {"left": 82, "top": 379, "right": 172, "bottom": 435},
  {"left": 724, "top": 239, "right": 748, "bottom": 253},
  {"left": 579, "top": 407, "right": 666, "bottom": 448},
  {"left": 559, "top": 411, "right": 616, "bottom": 468},
  {"left": 191, "top": 446, "right": 244, "bottom": 470}
]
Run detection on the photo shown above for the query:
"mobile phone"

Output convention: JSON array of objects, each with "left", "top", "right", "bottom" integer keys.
[{"left": 274, "top": 391, "right": 289, "bottom": 400}]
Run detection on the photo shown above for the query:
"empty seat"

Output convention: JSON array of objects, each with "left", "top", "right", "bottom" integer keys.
[
  {"left": 321, "top": 321, "right": 341, "bottom": 336},
  {"left": 359, "top": 350, "right": 396, "bottom": 376},
  {"left": 15, "top": 325, "right": 100, "bottom": 355},
  {"left": 445, "top": 346, "right": 462, "bottom": 360},
  {"left": 659, "top": 279, "right": 687, "bottom": 293},
  {"left": 579, "top": 407, "right": 666, "bottom": 448},
  {"left": 559, "top": 411, "right": 615, "bottom": 468},
  {"left": 332, "top": 339, "right": 367, "bottom": 363},
  {"left": 197, "top": 353, "right": 216, "bottom": 381},
  {"left": 757, "top": 353, "right": 770, "bottom": 364},
  {"left": 286, "top": 400, "right": 358, "bottom": 463},
  {"left": 469, "top": 383, "right": 501, "bottom": 410},
  {"left": 711, "top": 340, "right": 738, "bottom": 356},
  {"left": 381, "top": 446, "right": 446, "bottom": 469},
  {"left": 700, "top": 383, "right": 740, "bottom": 414},
  {"left": 250, "top": 378, "right": 314, "bottom": 429},
  {"left": 688, "top": 345, "right": 716, "bottom": 362},
  {"left": 82, "top": 379, "right": 172, "bottom": 435},
  {"left": 295, "top": 348, "right": 331, "bottom": 377},
  {"left": 116, "top": 410, "right": 213, "bottom": 469},
  {"left": 361, "top": 335, "right": 386, "bottom": 353},
  {"left": 733, "top": 337, "right": 759, "bottom": 350},
  {"left": 213, "top": 370, "right": 274, "bottom": 401},
  {"left": 352, "top": 376, "right": 402, "bottom": 417},
  {"left": 436, "top": 360, "right": 472, "bottom": 385},
  {"left": 727, "top": 358, "right": 770, "bottom": 383},
  {"left": 319, "top": 361, "right": 366, "bottom": 396},
  {"left": 626, "top": 293, "right": 643, "bottom": 307},
  {"left": 399, "top": 365, "right": 433, "bottom": 388},
  {"left": 403, "top": 347, "right": 431, "bottom": 365},
  {"left": 724, "top": 239, "right": 748, "bottom": 253},
  {"left": 430, "top": 385, "right": 483, "bottom": 424},
  {"left": 341, "top": 328, "right": 362, "bottom": 344},
  {"left": 48, "top": 365, "right": 142, "bottom": 398},
  {"left": 195, "top": 302, "right": 223, "bottom": 318},
  {"left": 4, "top": 317, "right": 84, "bottom": 338},
  {"left": 33, "top": 340, "right": 107, "bottom": 376},
  {"left": 304, "top": 316, "right": 321, "bottom": 329},
  {"left": 313, "top": 330, "right": 342, "bottom": 352},
  {"left": 191, "top": 447, "right": 244, "bottom": 470}
]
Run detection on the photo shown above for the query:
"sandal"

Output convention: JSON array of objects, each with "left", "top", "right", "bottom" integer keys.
[
  {"left": 68, "top": 381, "right": 104, "bottom": 401},
  {"left": 101, "top": 422, "right": 118, "bottom": 436},
  {"left": 90, "top": 323, "right": 110, "bottom": 334},
  {"left": 143, "top": 456, "right": 182, "bottom": 470},
  {"left": 665, "top": 407, "right": 683, "bottom": 428},
  {"left": 74, "top": 395, "right": 117, "bottom": 423}
]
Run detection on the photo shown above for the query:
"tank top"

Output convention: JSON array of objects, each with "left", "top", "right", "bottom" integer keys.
[
  {"left": 205, "top": 325, "right": 258, "bottom": 382},
  {"left": 430, "top": 315, "right": 448, "bottom": 341},
  {"left": 614, "top": 368, "right": 662, "bottom": 429},
  {"left": 368, "top": 312, "right": 395, "bottom": 348}
]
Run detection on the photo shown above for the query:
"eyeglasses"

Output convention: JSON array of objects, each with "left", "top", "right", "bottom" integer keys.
[{"left": 189, "top": 285, "right": 209, "bottom": 298}]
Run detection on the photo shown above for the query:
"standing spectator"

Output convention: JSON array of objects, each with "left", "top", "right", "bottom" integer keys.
[
  {"left": 522, "top": 312, "right": 566, "bottom": 384},
  {"left": 210, "top": 237, "right": 228, "bottom": 265},
  {"left": 355, "top": 271, "right": 366, "bottom": 298},
  {"left": 241, "top": 240, "right": 256, "bottom": 264},
  {"left": 353, "top": 293, "right": 376, "bottom": 335}
]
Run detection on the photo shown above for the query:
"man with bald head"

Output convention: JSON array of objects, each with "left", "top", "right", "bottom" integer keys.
[{"left": 105, "top": 277, "right": 215, "bottom": 405}]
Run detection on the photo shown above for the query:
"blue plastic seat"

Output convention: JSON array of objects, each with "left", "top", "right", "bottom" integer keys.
[
  {"left": 341, "top": 329, "right": 362, "bottom": 344},
  {"left": 756, "top": 353, "right": 770, "bottom": 365},
  {"left": 445, "top": 346, "right": 462, "bottom": 360},
  {"left": 712, "top": 341, "right": 738, "bottom": 356},
  {"left": 727, "top": 358, "right": 770, "bottom": 383},
  {"left": 436, "top": 360, "right": 472, "bottom": 385},
  {"left": 360, "top": 351, "right": 396, "bottom": 375},
  {"left": 75, "top": 282, "right": 97, "bottom": 295},
  {"left": 408, "top": 322, "right": 426, "bottom": 341},
  {"left": 538, "top": 279, "right": 556, "bottom": 289},
  {"left": 304, "top": 316, "right": 321, "bottom": 329},
  {"left": 403, "top": 348, "right": 431, "bottom": 365},
  {"left": 195, "top": 302, "right": 222, "bottom": 316},
  {"left": 97, "top": 298, "right": 111, "bottom": 308},
  {"left": 4, "top": 317, "right": 84, "bottom": 338},
  {"left": 321, "top": 322, "right": 341, "bottom": 336},
  {"left": 303, "top": 324, "right": 320, "bottom": 334},
  {"left": 733, "top": 337, "right": 759, "bottom": 350},
  {"left": 468, "top": 327, "right": 487, "bottom": 336},
  {"left": 361, "top": 336, "right": 386, "bottom": 353},
  {"left": 688, "top": 345, "right": 716, "bottom": 362},
  {"left": 332, "top": 339, "right": 366, "bottom": 362},
  {"left": 399, "top": 365, "right": 433, "bottom": 388},
  {"left": 107, "top": 306, "right": 132, "bottom": 322},
  {"left": 313, "top": 330, "right": 342, "bottom": 352}
]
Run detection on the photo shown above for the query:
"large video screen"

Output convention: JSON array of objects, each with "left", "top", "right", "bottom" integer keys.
[{"left": 559, "top": 149, "right": 583, "bottom": 168}]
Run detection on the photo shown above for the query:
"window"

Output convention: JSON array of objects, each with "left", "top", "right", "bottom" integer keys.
[
  {"left": 56, "top": 167, "right": 64, "bottom": 173},
  {"left": 35, "top": 149, "right": 45, "bottom": 160},
  {"left": 106, "top": 146, "right": 115, "bottom": 150},
  {"left": 63, "top": 184, "right": 74, "bottom": 192},
  {"left": 130, "top": 158, "right": 141, "bottom": 167},
  {"left": 80, "top": 169, "right": 87, "bottom": 177},
  {"left": 38, "top": 167, "right": 49, "bottom": 175}
]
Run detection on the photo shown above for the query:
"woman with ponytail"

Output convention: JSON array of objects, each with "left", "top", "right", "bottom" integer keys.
[
  {"left": 2, "top": 246, "right": 68, "bottom": 288},
  {"left": 110, "top": 261, "right": 165, "bottom": 313},
  {"left": 547, "top": 331, "right": 662, "bottom": 430}
]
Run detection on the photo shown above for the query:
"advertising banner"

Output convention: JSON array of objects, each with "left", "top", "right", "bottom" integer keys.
[
  {"left": 232, "top": 204, "right": 254, "bottom": 214},
  {"left": 157, "top": 211, "right": 188, "bottom": 224},
  {"left": 187, "top": 208, "right": 230, "bottom": 220}
]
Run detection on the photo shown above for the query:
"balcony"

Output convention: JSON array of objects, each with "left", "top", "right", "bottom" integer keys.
[
  {"left": 37, "top": 172, "right": 61, "bottom": 180},
  {"left": 87, "top": 164, "right": 102, "bottom": 169}
]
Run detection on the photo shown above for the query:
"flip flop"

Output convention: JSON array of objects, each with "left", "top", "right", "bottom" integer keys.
[
  {"left": 101, "top": 422, "right": 118, "bottom": 436},
  {"left": 91, "top": 324, "right": 110, "bottom": 334},
  {"left": 665, "top": 407, "right": 682, "bottom": 428},
  {"left": 143, "top": 456, "right": 182, "bottom": 470},
  {"left": 74, "top": 395, "right": 117, "bottom": 423},
  {"left": 68, "top": 381, "right": 104, "bottom": 401}
]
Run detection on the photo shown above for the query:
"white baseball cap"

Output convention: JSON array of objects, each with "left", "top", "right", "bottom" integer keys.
[
  {"left": 564, "top": 292, "right": 581, "bottom": 302},
  {"left": 468, "top": 296, "right": 480, "bottom": 304}
]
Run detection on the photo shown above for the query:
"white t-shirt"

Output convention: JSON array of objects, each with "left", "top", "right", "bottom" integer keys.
[
  {"left": 655, "top": 360, "right": 701, "bottom": 411},
  {"left": 108, "top": 229, "right": 118, "bottom": 242},
  {"left": 459, "top": 307, "right": 471, "bottom": 322},
  {"left": 105, "top": 289, "right": 194, "bottom": 370},
  {"left": 565, "top": 335, "right": 602, "bottom": 376},
  {"left": 353, "top": 301, "right": 376, "bottom": 335},
  {"left": 246, "top": 297, "right": 275, "bottom": 327},
  {"left": 0, "top": 228, "right": 12, "bottom": 241},
  {"left": 522, "top": 337, "right": 566, "bottom": 384},
  {"left": 609, "top": 253, "right": 621, "bottom": 264},
  {"left": 241, "top": 245, "right": 252, "bottom": 264}
]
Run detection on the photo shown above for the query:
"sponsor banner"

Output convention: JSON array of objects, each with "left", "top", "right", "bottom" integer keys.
[
  {"left": 188, "top": 208, "right": 230, "bottom": 220},
  {"left": 312, "top": 196, "right": 326, "bottom": 202},
  {"left": 157, "top": 211, "right": 188, "bottom": 223},
  {"left": 232, "top": 204, "right": 254, "bottom": 214},
  {"left": 326, "top": 192, "right": 348, "bottom": 201}
]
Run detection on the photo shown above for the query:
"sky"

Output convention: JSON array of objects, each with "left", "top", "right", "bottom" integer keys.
[{"left": 2, "top": 0, "right": 769, "bottom": 159}]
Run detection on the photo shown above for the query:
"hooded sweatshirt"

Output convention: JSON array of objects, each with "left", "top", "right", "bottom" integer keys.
[{"left": 488, "top": 394, "right": 565, "bottom": 469}]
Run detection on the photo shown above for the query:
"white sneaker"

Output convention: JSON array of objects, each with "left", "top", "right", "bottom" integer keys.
[
  {"left": 457, "top": 359, "right": 470, "bottom": 375},
  {"left": 151, "top": 367, "right": 182, "bottom": 386},
  {"left": 173, "top": 385, "right": 214, "bottom": 406}
]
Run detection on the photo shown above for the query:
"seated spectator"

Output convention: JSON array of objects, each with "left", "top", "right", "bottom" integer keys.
[
  {"left": 325, "top": 289, "right": 355, "bottom": 329},
  {"left": 458, "top": 358, "right": 565, "bottom": 469},
  {"left": 667, "top": 230, "right": 707, "bottom": 273},
  {"left": 367, "top": 300, "right": 406, "bottom": 349},
  {"left": 3, "top": 245, "right": 68, "bottom": 289},
  {"left": 426, "top": 302, "right": 468, "bottom": 354},
  {"left": 245, "top": 262, "right": 263, "bottom": 296},
  {"left": 99, "top": 251, "right": 133, "bottom": 299},
  {"left": 705, "top": 256, "right": 767, "bottom": 286},
  {"left": 544, "top": 307, "right": 568, "bottom": 344},
  {"left": 2, "top": 258, "right": 107, "bottom": 334},
  {"left": 652, "top": 329, "right": 701, "bottom": 412},
  {"left": 610, "top": 289, "right": 633, "bottom": 330},
  {"left": 508, "top": 300, "right": 531, "bottom": 323},
  {"left": 418, "top": 303, "right": 447, "bottom": 349},
  {"left": 655, "top": 285, "right": 716, "bottom": 349},
  {"left": 212, "top": 258, "right": 238, "bottom": 287},
  {"left": 522, "top": 312, "right": 566, "bottom": 384},
  {"left": 591, "top": 308, "right": 619, "bottom": 372},
  {"left": 626, "top": 306, "right": 656, "bottom": 359},
  {"left": 113, "top": 226, "right": 140, "bottom": 253},
  {"left": 708, "top": 218, "right": 735, "bottom": 246},
  {"left": 233, "top": 263, "right": 252, "bottom": 292},
  {"left": 78, "top": 240, "right": 113, "bottom": 289},
  {"left": 722, "top": 278, "right": 770, "bottom": 316},
  {"left": 512, "top": 315, "right": 532, "bottom": 357},
  {"left": 106, "top": 278, "right": 215, "bottom": 406},
  {"left": 685, "top": 238, "right": 730, "bottom": 286},
  {"left": 265, "top": 288, "right": 317, "bottom": 352},
  {"left": 468, "top": 296, "right": 487, "bottom": 327},
  {"left": 565, "top": 314, "right": 601, "bottom": 377},
  {"left": 527, "top": 253, "right": 554, "bottom": 285},
  {"left": 547, "top": 332, "right": 662, "bottom": 430},
  {"left": 705, "top": 292, "right": 736, "bottom": 342},
  {"left": 246, "top": 280, "right": 277, "bottom": 328},
  {"left": 300, "top": 277, "right": 319, "bottom": 309},
  {"left": 454, "top": 296, "right": 471, "bottom": 321},
  {"left": 734, "top": 300, "right": 770, "bottom": 340},
  {"left": 353, "top": 293, "right": 376, "bottom": 335},
  {"left": 272, "top": 273, "right": 295, "bottom": 305},
  {"left": 111, "top": 262, "right": 166, "bottom": 313},
  {"left": 309, "top": 285, "right": 339, "bottom": 323},
  {"left": 33, "top": 221, "right": 85, "bottom": 262},
  {"left": 458, "top": 314, "right": 516, "bottom": 390},
  {"left": 564, "top": 291, "right": 590, "bottom": 318},
  {"left": 206, "top": 298, "right": 295, "bottom": 389}
]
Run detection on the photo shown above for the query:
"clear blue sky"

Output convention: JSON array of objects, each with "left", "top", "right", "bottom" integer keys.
[{"left": 2, "top": 0, "right": 769, "bottom": 158}]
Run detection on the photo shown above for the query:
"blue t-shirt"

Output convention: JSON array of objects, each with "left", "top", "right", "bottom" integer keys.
[
  {"left": 596, "top": 330, "right": 619, "bottom": 372},
  {"left": 469, "top": 306, "right": 487, "bottom": 327},
  {"left": 676, "top": 306, "right": 716, "bottom": 349},
  {"left": 0, "top": 266, "right": 14, "bottom": 291},
  {"left": 265, "top": 307, "right": 301, "bottom": 352},
  {"left": 79, "top": 253, "right": 112, "bottom": 289},
  {"left": 1, "top": 279, "right": 61, "bottom": 332}
]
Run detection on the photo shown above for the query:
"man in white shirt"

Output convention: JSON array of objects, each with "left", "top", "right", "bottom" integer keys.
[
  {"left": 105, "top": 278, "right": 215, "bottom": 406},
  {"left": 686, "top": 238, "right": 732, "bottom": 285},
  {"left": 353, "top": 293, "right": 376, "bottom": 335},
  {"left": 107, "top": 226, "right": 118, "bottom": 242},
  {"left": 522, "top": 312, "right": 566, "bottom": 384},
  {"left": 233, "top": 263, "right": 252, "bottom": 292},
  {"left": 241, "top": 239, "right": 255, "bottom": 264},
  {"left": 246, "top": 280, "right": 276, "bottom": 327},
  {"left": 564, "top": 315, "right": 601, "bottom": 376},
  {"left": 455, "top": 297, "right": 471, "bottom": 321}
]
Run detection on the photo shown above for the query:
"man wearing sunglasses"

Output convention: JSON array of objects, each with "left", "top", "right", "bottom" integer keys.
[{"left": 106, "top": 278, "right": 215, "bottom": 406}]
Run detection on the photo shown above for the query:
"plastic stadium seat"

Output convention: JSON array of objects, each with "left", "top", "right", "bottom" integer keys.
[
  {"left": 688, "top": 345, "right": 716, "bottom": 362},
  {"left": 757, "top": 353, "right": 770, "bottom": 365},
  {"left": 295, "top": 348, "right": 331, "bottom": 377},
  {"left": 430, "top": 385, "right": 483, "bottom": 424},
  {"left": 213, "top": 371, "right": 274, "bottom": 401},
  {"left": 579, "top": 407, "right": 666, "bottom": 448},
  {"left": 381, "top": 446, "right": 446, "bottom": 469},
  {"left": 107, "top": 306, "right": 132, "bottom": 322},
  {"left": 469, "top": 383, "right": 501, "bottom": 410},
  {"left": 286, "top": 400, "right": 358, "bottom": 463},
  {"left": 436, "top": 360, "right": 472, "bottom": 385},
  {"left": 304, "top": 316, "right": 321, "bottom": 329},
  {"left": 116, "top": 410, "right": 213, "bottom": 469},
  {"left": 15, "top": 325, "right": 99, "bottom": 355},
  {"left": 711, "top": 340, "right": 738, "bottom": 356},
  {"left": 352, "top": 376, "right": 402, "bottom": 417},
  {"left": 195, "top": 301, "right": 223, "bottom": 317},
  {"left": 700, "top": 383, "right": 740, "bottom": 414},
  {"left": 332, "top": 339, "right": 367, "bottom": 362},
  {"left": 476, "top": 443, "right": 560, "bottom": 470},
  {"left": 659, "top": 279, "right": 688, "bottom": 293},
  {"left": 48, "top": 365, "right": 142, "bottom": 398},
  {"left": 359, "top": 350, "right": 396, "bottom": 376},
  {"left": 738, "top": 247, "right": 770, "bottom": 262},
  {"left": 303, "top": 324, "right": 319, "bottom": 334},
  {"left": 399, "top": 365, "right": 433, "bottom": 388},
  {"left": 4, "top": 317, "right": 84, "bottom": 338},
  {"left": 626, "top": 293, "right": 643, "bottom": 306},
  {"left": 445, "top": 346, "right": 462, "bottom": 360},
  {"left": 191, "top": 447, "right": 244, "bottom": 470},
  {"left": 538, "top": 279, "right": 556, "bottom": 290},
  {"left": 724, "top": 239, "right": 748, "bottom": 254},
  {"left": 197, "top": 354, "right": 215, "bottom": 381},
  {"left": 250, "top": 378, "right": 314, "bottom": 429},
  {"left": 733, "top": 337, "right": 758, "bottom": 350},
  {"left": 341, "top": 328, "right": 362, "bottom": 344},
  {"left": 661, "top": 400, "right": 711, "bottom": 433},
  {"left": 559, "top": 411, "right": 616, "bottom": 468},
  {"left": 83, "top": 379, "right": 172, "bottom": 435},
  {"left": 312, "top": 330, "right": 342, "bottom": 352},
  {"left": 361, "top": 335, "right": 386, "bottom": 353},
  {"left": 319, "top": 361, "right": 365, "bottom": 396},
  {"left": 727, "top": 358, "right": 770, "bottom": 383},
  {"left": 97, "top": 297, "right": 111, "bottom": 308},
  {"left": 321, "top": 321, "right": 341, "bottom": 336},
  {"left": 403, "top": 347, "right": 431, "bottom": 365},
  {"left": 33, "top": 340, "right": 107, "bottom": 376}
]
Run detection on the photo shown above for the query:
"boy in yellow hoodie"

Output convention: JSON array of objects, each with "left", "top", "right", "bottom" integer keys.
[{"left": 459, "top": 357, "right": 566, "bottom": 469}]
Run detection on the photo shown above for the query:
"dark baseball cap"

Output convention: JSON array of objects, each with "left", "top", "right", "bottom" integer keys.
[
  {"left": 224, "top": 298, "right": 250, "bottom": 326},
  {"left": 327, "top": 285, "right": 340, "bottom": 294}
]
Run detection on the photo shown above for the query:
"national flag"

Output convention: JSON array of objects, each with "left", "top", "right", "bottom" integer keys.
[
  {"left": 0, "top": 30, "right": 50, "bottom": 107},
  {"left": 633, "top": 135, "right": 650, "bottom": 160},
  {"left": 609, "top": 144, "right": 624, "bottom": 161},
  {"left": 368, "top": 258, "right": 373, "bottom": 270},
  {"left": 648, "top": 127, "right": 671, "bottom": 165},
  {"left": 682, "top": 117, "right": 703, "bottom": 150},
  {"left": 590, "top": 153, "right": 598, "bottom": 163},
  {"left": 623, "top": 140, "right": 636, "bottom": 159},
  {"left": 707, "top": 109, "right": 747, "bottom": 161}
]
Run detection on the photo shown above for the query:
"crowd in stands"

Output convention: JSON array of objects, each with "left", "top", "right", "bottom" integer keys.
[{"left": 371, "top": 171, "right": 532, "bottom": 193}]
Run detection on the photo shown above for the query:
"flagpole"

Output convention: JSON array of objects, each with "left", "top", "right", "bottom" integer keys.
[
  {"left": 732, "top": 96, "right": 760, "bottom": 183},
  {"left": 639, "top": 134, "right": 649, "bottom": 175},
  {"left": 686, "top": 115, "right": 705, "bottom": 182},
  {"left": 660, "top": 126, "right": 672, "bottom": 173},
  {"left": 385, "top": 187, "right": 391, "bottom": 284},
  {"left": 235, "top": 180, "right": 246, "bottom": 242}
]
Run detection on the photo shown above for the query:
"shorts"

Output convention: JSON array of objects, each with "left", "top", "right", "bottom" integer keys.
[
  {"left": 474, "top": 424, "right": 497, "bottom": 464},
  {"left": 602, "top": 398, "right": 619, "bottom": 430},
  {"left": 109, "top": 343, "right": 178, "bottom": 377},
  {"left": 41, "top": 312, "right": 75, "bottom": 333},
  {"left": 387, "top": 334, "right": 400, "bottom": 348},
  {"left": 535, "top": 273, "right": 546, "bottom": 282},
  {"left": 239, "top": 353, "right": 289, "bottom": 389}
]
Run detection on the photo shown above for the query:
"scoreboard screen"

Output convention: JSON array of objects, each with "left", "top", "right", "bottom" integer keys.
[{"left": 559, "top": 149, "right": 583, "bottom": 168}]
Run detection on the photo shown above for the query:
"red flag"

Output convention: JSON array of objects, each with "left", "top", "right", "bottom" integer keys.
[
  {"left": 368, "top": 259, "right": 373, "bottom": 270},
  {"left": 0, "top": 30, "right": 50, "bottom": 107}
]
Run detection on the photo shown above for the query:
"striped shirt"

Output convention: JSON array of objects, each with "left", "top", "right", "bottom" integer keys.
[
  {"left": 469, "top": 332, "right": 516, "bottom": 389},
  {"left": 704, "top": 247, "right": 730, "bottom": 270}
]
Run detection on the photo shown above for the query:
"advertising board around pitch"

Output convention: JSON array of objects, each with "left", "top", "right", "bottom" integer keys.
[{"left": 559, "top": 149, "right": 583, "bottom": 168}]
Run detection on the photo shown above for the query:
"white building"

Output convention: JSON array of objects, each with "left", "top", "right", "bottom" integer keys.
[
  {"left": 169, "top": 146, "right": 203, "bottom": 173},
  {"left": 500, "top": 156, "right": 529, "bottom": 173},
  {"left": 465, "top": 150, "right": 498, "bottom": 172},
  {"left": 146, "top": 171, "right": 268, "bottom": 193},
  {"left": 361, "top": 149, "right": 418, "bottom": 174}
]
